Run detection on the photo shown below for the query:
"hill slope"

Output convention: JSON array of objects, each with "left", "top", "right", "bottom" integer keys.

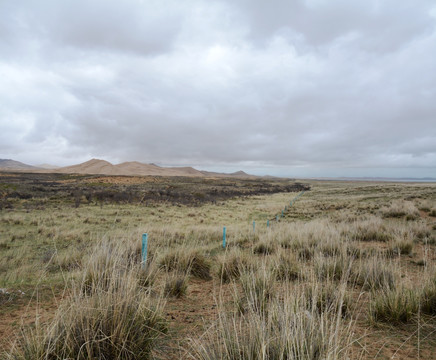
[
  {"left": 1, "top": 158, "right": 258, "bottom": 178},
  {"left": 56, "top": 159, "right": 253, "bottom": 178},
  {"left": 0, "top": 159, "right": 39, "bottom": 170}
]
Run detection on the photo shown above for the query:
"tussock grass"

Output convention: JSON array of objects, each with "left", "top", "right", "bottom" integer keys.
[
  {"left": 237, "top": 266, "right": 275, "bottom": 314},
  {"left": 137, "top": 261, "right": 159, "bottom": 289},
  {"left": 81, "top": 243, "right": 121, "bottom": 295},
  {"left": 314, "top": 255, "right": 349, "bottom": 281},
  {"left": 8, "top": 241, "right": 167, "bottom": 360},
  {"left": 317, "top": 239, "right": 343, "bottom": 257},
  {"left": 218, "top": 249, "right": 252, "bottom": 283},
  {"left": 252, "top": 241, "right": 275, "bottom": 255},
  {"left": 386, "top": 239, "right": 414, "bottom": 257},
  {"left": 305, "top": 282, "right": 351, "bottom": 318},
  {"left": 352, "top": 257, "right": 397, "bottom": 291},
  {"left": 421, "top": 283, "right": 436, "bottom": 315},
  {"left": 189, "top": 286, "right": 354, "bottom": 360},
  {"left": 164, "top": 271, "right": 189, "bottom": 298},
  {"left": 158, "top": 247, "right": 212, "bottom": 280},
  {"left": 381, "top": 200, "right": 420, "bottom": 219},
  {"left": 272, "top": 253, "right": 301, "bottom": 281},
  {"left": 369, "top": 287, "right": 420, "bottom": 324},
  {"left": 298, "top": 246, "right": 315, "bottom": 261},
  {"left": 347, "top": 218, "right": 392, "bottom": 242}
]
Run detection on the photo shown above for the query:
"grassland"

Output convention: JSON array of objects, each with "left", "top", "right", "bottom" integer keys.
[{"left": 0, "top": 173, "right": 436, "bottom": 359}]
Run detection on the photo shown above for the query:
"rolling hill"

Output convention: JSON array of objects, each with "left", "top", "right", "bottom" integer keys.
[
  {"left": 0, "top": 158, "right": 258, "bottom": 178},
  {"left": 0, "top": 159, "right": 39, "bottom": 170}
]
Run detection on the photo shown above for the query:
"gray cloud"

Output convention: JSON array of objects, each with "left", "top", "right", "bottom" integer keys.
[{"left": 0, "top": 0, "right": 435, "bottom": 177}]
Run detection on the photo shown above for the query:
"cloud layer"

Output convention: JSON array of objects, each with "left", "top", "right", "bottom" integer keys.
[{"left": 1, "top": 0, "right": 435, "bottom": 177}]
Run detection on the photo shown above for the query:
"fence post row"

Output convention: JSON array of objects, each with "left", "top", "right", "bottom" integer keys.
[{"left": 142, "top": 191, "right": 305, "bottom": 252}]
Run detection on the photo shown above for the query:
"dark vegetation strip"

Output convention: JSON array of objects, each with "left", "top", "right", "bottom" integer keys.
[{"left": 0, "top": 172, "right": 310, "bottom": 208}]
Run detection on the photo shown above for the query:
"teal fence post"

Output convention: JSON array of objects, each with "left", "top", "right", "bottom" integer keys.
[
  {"left": 267, "top": 220, "right": 269, "bottom": 228},
  {"left": 142, "top": 233, "right": 148, "bottom": 269},
  {"left": 276, "top": 215, "right": 279, "bottom": 221},
  {"left": 223, "top": 227, "right": 226, "bottom": 248},
  {"left": 253, "top": 221, "right": 255, "bottom": 233},
  {"left": 281, "top": 210, "right": 284, "bottom": 217}
]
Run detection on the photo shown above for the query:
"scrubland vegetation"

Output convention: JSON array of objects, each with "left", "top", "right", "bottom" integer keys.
[{"left": 1, "top": 173, "right": 436, "bottom": 359}]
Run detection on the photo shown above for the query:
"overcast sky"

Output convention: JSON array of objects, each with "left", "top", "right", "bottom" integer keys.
[{"left": 1, "top": 0, "right": 435, "bottom": 178}]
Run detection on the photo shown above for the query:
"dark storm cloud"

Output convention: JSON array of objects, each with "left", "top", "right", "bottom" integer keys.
[{"left": 0, "top": 0, "right": 435, "bottom": 177}]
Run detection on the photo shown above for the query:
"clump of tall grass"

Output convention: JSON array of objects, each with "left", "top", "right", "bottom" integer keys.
[
  {"left": 137, "top": 261, "right": 159, "bottom": 289},
  {"left": 158, "top": 247, "right": 211, "bottom": 280},
  {"left": 352, "top": 257, "right": 397, "bottom": 291},
  {"left": 81, "top": 243, "right": 123, "bottom": 295},
  {"left": 8, "top": 242, "right": 167, "bottom": 360},
  {"left": 164, "top": 271, "right": 189, "bottom": 298},
  {"left": 314, "top": 255, "right": 348, "bottom": 281},
  {"left": 421, "top": 283, "right": 436, "bottom": 315},
  {"left": 386, "top": 240, "right": 414, "bottom": 257},
  {"left": 272, "top": 253, "right": 301, "bottom": 281},
  {"left": 305, "top": 282, "right": 351, "bottom": 318},
  {"left": 346, "top": 245, "right": 368, "bottom": 259},
  {"left": 347, "top": 217, "right": 392, "bottom": 242},
  {"left": 218, "top": 249, "right": 251, "bottom": 283},
  {"left": 298, "top": 246, "right": 315, "bottom": 261},
  {"left": 369, "top": 287, "right": 420, "bottom": 324},
  {"left": 317, "top": 239, "right": 343, "bottom": 257},
  {"left": 237, "top": 266, "right": 275, "bottom": 314},
  {"left": 189, "top": 286, "right": 354, "bottom": 360},
  {"left": 234, "top": 232, "right": 259, "bottom": 248},
  {"left": 381, "top": 200, "right": 420, "bottom": 219},
  {"left": 252, "top": 241, "right": 275, "bottom": 255}
]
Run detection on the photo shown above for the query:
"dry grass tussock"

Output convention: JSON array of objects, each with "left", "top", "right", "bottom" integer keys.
[
  {"left": 351, "top": 256, "right": 398, "bottom": 291},
  {"left": 381, "top": 200, "right": 420, "bottom": 220},
  {"left": 188, "top": 283, "right": 354, "bottom": 360},
  {"left": 7, "top": 241, "right": 167, "bottom": 360}
]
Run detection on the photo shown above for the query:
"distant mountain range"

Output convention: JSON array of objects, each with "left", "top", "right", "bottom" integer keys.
[
  {"left": 0, "top": 159, "right": 39, "bottom": 170},
  {"left": 0, "top": 158, "right": 256, "bottom": 179}
]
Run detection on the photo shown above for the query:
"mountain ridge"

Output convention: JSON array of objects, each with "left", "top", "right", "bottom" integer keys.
[
  {"left": 0, "top": 158, "right": 257, "bottom": 179},
  {"left": 0, "top": 159, "right": 39, "bottom": 170}
]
